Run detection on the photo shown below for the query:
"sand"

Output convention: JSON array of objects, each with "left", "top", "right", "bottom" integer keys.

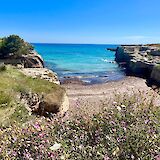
[{"left": 62, "top": 76, "right": 160, "bottom": 118}]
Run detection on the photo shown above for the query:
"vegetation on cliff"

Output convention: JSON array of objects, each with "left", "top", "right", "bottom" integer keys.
[
  {"left": 0, "top": 35, "right": 33, "bottom": 58},
  {"left": 0, "top": 65, "right": 64, "bottom": 127}
]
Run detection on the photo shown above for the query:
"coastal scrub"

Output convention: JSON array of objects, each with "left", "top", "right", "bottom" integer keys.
[{"left": 0, "top": 91, "right": 159, "bottom": 159}]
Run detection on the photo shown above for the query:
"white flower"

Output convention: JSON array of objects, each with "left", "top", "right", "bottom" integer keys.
[
  {"left": 121, "top": 104, "right": 126, "bottom": 108},
  {"left": 117, "top": 106, "right": 121, "bottom": 111},
  {"left": 50, "top": 143, "right": 62, "bottom": 151},
  {"left": 113, "top": 101, "right": 117, "bottom": 105},
  {"left": 79, "top": 145, "right": 83, "bottom": 150},
  {"left": 60, "top": 155, "right": 65, "bottom": 160},
  {"left": 106, "top": 135, "right": 111, "bottom": 140}
]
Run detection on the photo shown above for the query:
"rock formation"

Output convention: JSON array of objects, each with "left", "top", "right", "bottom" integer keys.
[
  {"left": 115, "top": 45, "right": 160, "bottom": 85},
  {"left": 0, "top": 50, "right": 44, "bottom": 68},
  {"left": 0, "top": 48, "right": 69, "bottom": 116},
  {"left": 22, "top": 50, "right": 44, "bottom": 68},
  {"left": 20, "top": 68, "right": 60, "bottom": 85}
]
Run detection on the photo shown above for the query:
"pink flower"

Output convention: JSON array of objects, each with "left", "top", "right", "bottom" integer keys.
[
  {"left": 155, "top": 155, "right": 160, "bottom": 160},
  {"left": 39, "top": 133, "right": 45, "bottom": 138}
]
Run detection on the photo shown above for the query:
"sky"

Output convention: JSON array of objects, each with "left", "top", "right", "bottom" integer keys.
[{"left": 0, "top": 0, "right": 160, "bottom": 44}]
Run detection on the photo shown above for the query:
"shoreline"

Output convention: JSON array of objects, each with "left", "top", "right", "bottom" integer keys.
[
  {"left": 60, "top": 73, "right": 126, "bottom": 86},
  {"left": 62, "top": 76, "right": 160, "bottom": 118}
]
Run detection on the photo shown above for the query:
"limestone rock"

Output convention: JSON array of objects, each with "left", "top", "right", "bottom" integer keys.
[
  {"left": 22, "top": 50, "right": 44, "bottom": 68},
  {"left": 115, "top": 45, "right": 160, "bottom": 85},
  {"left": 19, "top": 68, "right": 60, "bottom": 85},
  {"left": 0, "top": 50, "right": 44, "bottom": 68},
  {"left": 34, "top": 92, "right": 69, "bottom": 116}
]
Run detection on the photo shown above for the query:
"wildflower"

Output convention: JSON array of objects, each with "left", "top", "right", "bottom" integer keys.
[
  {"left": 50, "top": 143, "right": 62, "bottom": 151},
  {"left": 79, "top": 145, "right": 83, "bottom": 150},
  {"left": 155, "top": 154, "right": 160, "bottom": 160},
  {"left": 113, "top": 101, "right": 117, "bottom": 105},
  {"left": 61, "top": 155, "right": 65, "bottom": 160},
  {"left": 123, "top": 127, "right": 127, "bottom": 132},
  {"left": 121, "top": 104, "right": 126, "bottom": 108},
  {"left": 117, "top": 106, "right": 121, "bottom": 111},
  {"left": 131, "top": 155, "right": 134, "bottom": 159},
  {"left": 39, "top": 133, "right": 45, "bottom": 138},
  {"left": 104, "top": 154, "right": 110, "bottom": 160}
]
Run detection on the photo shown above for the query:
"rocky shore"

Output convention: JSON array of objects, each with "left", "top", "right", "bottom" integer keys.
[{"left": 114, "top": 45, "right": 160, "bottom": 85}]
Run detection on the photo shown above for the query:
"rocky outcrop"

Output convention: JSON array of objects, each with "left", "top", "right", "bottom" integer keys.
[
  {"left": 19, "top": 68, "right": 69, "bottom": 116},
  {"left": 38, "top": 92, "right": 69, "bottom": 116},
  {"left": 115, "top": 45, "right": 160, "bottom": 84},
  {"left": 0, "top": 50, "right": 44, "bottom": 68},
  {"left": 22, "top": 51, "right": 44, "bottom": 68},
  {"left": 20, "top": 91, "right": 69, "bottom": 116},
  {"left": 20, "top": 68, "right": 60, "bottom": 85}
]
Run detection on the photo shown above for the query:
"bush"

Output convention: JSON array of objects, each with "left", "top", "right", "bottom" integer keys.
[
  {"left": 0, "top": 35, "right": 34, "bottom": 58},
  {"left": 0, "top": 92, "right": 159, "bottom": 159},
  {"left": 0, "top": 64, "right": 6, "bottom": 72}
]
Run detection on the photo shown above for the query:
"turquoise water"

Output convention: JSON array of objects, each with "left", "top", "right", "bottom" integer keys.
[{"left": 33, "top": 44, "right": 125, "bottom": 84}]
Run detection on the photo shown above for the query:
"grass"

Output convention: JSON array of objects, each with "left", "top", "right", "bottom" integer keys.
[
  {"left": 155, "top": 64, "right": 160, "bottom": 70},
  {"left": 0, "top": 65, "right": 64, "bottom": 126}
]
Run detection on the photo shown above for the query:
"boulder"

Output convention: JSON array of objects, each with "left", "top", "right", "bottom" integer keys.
[{"left": 36, "top": 92, "right": 69, "bottom": 116}]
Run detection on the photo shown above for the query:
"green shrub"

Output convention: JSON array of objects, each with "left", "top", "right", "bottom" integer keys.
[
  {"left": 0, "top": 35, "right": 34, "bottom": 58},
  {"left": 0, "top": 64, "right": 6, "bottom": 72}
]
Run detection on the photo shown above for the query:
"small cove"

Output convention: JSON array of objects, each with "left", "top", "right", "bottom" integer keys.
[{"left": 34, "top": 43, "right": 126, "bottom": 84}]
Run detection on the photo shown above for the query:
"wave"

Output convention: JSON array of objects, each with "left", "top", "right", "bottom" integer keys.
[{"left": 101, "top": 58, "right": 116, "bottom": 64}]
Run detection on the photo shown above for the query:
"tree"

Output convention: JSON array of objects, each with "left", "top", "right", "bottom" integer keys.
[{"left": 0, "top": 35, "right": 34, "bottom": 58}]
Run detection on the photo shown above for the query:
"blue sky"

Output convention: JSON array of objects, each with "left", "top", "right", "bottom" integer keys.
[{"left": 0, "top": 0, "right": 160, "bottom": 44}]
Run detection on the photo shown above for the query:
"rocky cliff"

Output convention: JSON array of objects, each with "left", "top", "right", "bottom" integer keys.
[
  {"left": 0, "top": 49, "right": 69, "bottom": 120},
  {"left": 115, "top": 45, "right": 160, "bottom": 85},
  {"left": 0, "top": 50, "right": 44, "bottom": 68}
]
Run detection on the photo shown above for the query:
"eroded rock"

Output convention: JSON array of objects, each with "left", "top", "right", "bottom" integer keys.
[{"left": 115, "top": 45, "right": 160, "bottom": 84}]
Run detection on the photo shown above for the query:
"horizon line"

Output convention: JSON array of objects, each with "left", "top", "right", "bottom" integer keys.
[{"left": 31, "top": 42, "right": 155, "bottom": 45}]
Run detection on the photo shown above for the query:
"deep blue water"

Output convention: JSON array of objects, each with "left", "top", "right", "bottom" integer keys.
[{"left": 33, "top": 43, "right": 125, "bottom": 84}]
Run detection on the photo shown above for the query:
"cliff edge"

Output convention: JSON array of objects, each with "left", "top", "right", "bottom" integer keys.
[
  {"left": 0, "top": 35, "right": 69, "bottom": 126},
  {"left": 115, "top": 45, "right": 160, "bottom": 85}
]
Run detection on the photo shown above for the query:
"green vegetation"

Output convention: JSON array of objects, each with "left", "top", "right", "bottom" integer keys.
[
  {"left": 0, "top": 35, "right": 34, "bottom": 58},
  {"left": 0, "top": 64, "right": 6, "bottom": 71},
  {"left": 155, "top": 64, "right": 160, "bottom": 70},
  {"left": 0, "top": 91, "right": 159, "bottom": 159},
  {"left": 0, "top": 66, "right": 64, "bottom": 126}
]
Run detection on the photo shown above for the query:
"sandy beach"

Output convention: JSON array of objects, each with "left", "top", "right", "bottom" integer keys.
[{"left": 62, "top": 76, "right": 160, "bottom": 117}]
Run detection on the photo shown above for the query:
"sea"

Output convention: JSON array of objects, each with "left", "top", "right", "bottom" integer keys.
[{"left": 33, "top": 44, "right": 125, "bottom": 84}]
